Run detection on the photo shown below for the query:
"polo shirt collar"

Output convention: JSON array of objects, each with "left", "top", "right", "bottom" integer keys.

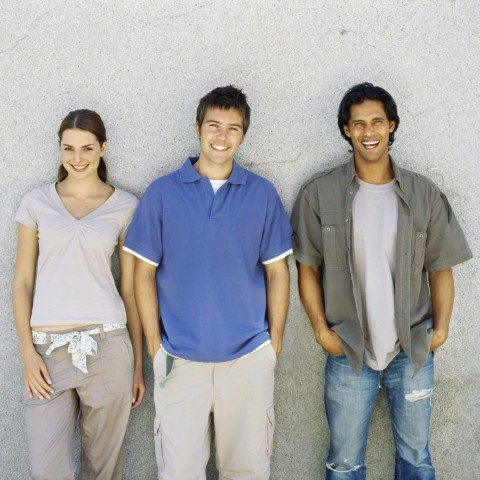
[
  {"left": 346, "top": 155, "right": 405, "bottom": 191},
  {"left": 179, "top": 157, "right": 247, "bottom": 185}
]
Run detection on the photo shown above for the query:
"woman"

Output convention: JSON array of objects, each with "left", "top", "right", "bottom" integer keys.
[{"left": 13, "top": 109, "right": 146, "bottom": 479}]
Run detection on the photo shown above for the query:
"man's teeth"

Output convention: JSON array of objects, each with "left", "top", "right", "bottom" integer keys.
[
  {"left": 362, "top": 140, "right": 379, "bottom": 149},
  {"left": 212, "top": 145, "right": 228, "bottom": 151}
]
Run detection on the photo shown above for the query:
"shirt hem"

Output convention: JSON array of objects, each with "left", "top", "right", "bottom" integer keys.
[{"left": 161, "top": 334, "right": 271, "bottom": 363}]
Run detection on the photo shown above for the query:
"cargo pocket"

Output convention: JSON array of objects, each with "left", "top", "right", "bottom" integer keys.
[
  {"left": 322, "top": 225, "right": 347, "bottom": 271},
  {"left": 154, "top": 417, "right": 164, "bottom": 469},
  {"left": 266, "top": 405, "right": 275, "bottom": 458},
  {"left": 411, "top": 232, "right": 427, "bottom": 275}
]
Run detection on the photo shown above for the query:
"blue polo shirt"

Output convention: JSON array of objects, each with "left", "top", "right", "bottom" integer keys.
[{"left": 124, "top": 157, "right": 292, "bottom": 362}]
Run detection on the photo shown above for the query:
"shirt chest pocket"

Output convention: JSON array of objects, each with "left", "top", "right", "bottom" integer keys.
[
  {"left": 411, "top": 231, "right": 428, "bottom": 275},
  {"left": 322, "top": 225, "right": 347, "bottom": 271}
]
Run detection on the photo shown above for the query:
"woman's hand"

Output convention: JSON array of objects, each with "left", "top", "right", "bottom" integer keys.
[
  {"left": 22, "top": 347, "right": 54, "bottom": 400},
  {"left": 131, "top": 366, "right": 146, "bottom": 410}
]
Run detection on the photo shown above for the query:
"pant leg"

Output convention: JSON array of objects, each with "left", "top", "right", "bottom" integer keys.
[
  {"left": 213, "top": 344, "right": 277, "bottom": 480},
  {"left": 77, "top": 329, "right": 134, "bottom": 480},
  {"left": 24, "top": 342, "right": 79, "bottom": 480},
  {"left": 153, "top": 348, "right": 214, "bottom": 480},
  {"left": 324, "top": 354, "right": 380, "bottom": 480},
  {"left": 383, "top": 351, "right": 435, "bottom": 480}
]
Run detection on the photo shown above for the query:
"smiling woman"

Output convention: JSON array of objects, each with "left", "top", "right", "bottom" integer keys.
[
  {"left": 57, "top": 109, "right": 108, "bottom": 182},
  {"left": 12, "top": 109, "right": 146, "bottom": 479}
]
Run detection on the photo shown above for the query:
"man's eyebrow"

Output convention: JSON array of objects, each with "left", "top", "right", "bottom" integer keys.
[
  {"left": 205, "top": 119, "right": 242, "bottom": 129},
  {"left": 351, "top": 117, "right": 385, "bottom": 123}
]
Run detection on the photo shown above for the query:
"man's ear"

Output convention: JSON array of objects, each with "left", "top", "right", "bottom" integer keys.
[
  {"left": 195, "top": 121, "right": 200, "bottom": 138},
  {"left": 389, "top": 121, "right": 396, "bottom": 133},
  {"left": 343, "top": 125, "right": 351, "bottom": 138}
]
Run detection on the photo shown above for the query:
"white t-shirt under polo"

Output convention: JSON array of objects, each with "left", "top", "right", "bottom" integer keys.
[
  {"left": 15, "top": 183, "right": 138, "bottom": 327},
  {"left": 352, "top": 178, "right": 400, "bottom": 370}
]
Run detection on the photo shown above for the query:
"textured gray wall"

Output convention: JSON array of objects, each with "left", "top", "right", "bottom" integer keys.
[{"left": 1, "top": 1, "right": 479, "bottom": 479}]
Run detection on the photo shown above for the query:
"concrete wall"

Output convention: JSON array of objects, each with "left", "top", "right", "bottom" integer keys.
[{"left": 1, "top": 1, "right": 478, "bottom": 478}]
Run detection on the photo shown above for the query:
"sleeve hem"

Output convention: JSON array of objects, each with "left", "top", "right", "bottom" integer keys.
[
  {"left": 292, "top": 248, "right": 322, "bottom": 266},
  {"left": 425, "top": 251, "right": 473, "bottom": 272},
  {"left": 122, "top": 246, "right": 159, "bottom": 266},
  {"left": 262, "top": 249, "right": 292, "bottom": 265},
  {"left": 15, "top": 219, "right": 37, "bottom": 230}
]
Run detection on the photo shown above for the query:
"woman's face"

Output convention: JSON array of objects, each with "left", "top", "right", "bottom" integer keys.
[{"left": 60, "top": 128, "right": 106, "bottom": 180}]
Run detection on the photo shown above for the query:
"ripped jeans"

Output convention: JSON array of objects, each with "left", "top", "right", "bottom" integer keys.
[{"left": 325, "top": 350, "right": 435, "bottom": 479}]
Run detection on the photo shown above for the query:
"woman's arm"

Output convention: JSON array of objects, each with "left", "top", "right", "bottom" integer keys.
[
  {"left": 12, "top": 224, "right": 54, "bottom": 399},
  {"left": 119, "top": 240, "right": 146, "bottom": 410}
]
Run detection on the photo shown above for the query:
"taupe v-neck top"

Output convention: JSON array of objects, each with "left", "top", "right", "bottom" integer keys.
[{"left": 16, "top": 183, "right": 138, "bottom": 327}]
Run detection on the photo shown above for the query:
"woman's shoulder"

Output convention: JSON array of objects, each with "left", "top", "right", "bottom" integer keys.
[
  {"left": 21, "top": 183, "right": 55, "bottom": 203},
  {"left": 110, "top": 186, "right": 139, "bottom": 209}
]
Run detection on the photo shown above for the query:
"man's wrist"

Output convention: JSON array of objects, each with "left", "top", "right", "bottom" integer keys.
[
  {"left": 432, "top": 328, "right": 448, "bottom": 342},
  {"left": 146, "top": 337, "right": 162, "bottom": 358}
]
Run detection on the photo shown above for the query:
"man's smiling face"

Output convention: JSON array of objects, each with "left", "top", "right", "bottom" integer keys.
[
  {"left": 343, "top": 99, "right": 396, "bottom": 167},
  {"left": 196, "top": 107, "right": 244, "bottom": 171}
]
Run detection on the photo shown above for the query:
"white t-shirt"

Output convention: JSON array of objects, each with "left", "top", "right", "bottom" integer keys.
[
  {"left": 15, "top": 183, "right": 138, "bottom": 327},
  {"left": 352, "top": 178, "right": 400, "bottom": 370}
]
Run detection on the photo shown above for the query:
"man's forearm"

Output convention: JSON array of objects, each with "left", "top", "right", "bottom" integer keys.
[
  {"left": 297, "top": 262, "right": 344, "bottom": 355},
  {"left": 429, "top": 267, "right": 455, "bottom": 350},
  {"left": 265, "top": 259, "right": 290, "bottom": 355},
  {"left": 134, "top": 259, "right": 162, "bottom": 358},
  {"left": 297, "top": 262, "right": 328, "bottom": 337}
]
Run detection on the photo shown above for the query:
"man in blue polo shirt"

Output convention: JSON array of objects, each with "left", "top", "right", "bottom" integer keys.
[{"left": 124, "top": 85, "right": 292, "bottom": 479}]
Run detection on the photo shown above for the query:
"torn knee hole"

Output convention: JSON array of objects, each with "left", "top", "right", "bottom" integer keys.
[
  {"left": 326, "top": 462, "right": 361, "bottom": 473},
  {"left": 404, "top": 388, "right": 433, "bottom": 402}
]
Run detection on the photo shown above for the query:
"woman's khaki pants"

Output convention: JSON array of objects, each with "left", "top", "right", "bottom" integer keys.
[{"left": 24, "top": 327, "right": 134, "bottom": 480}]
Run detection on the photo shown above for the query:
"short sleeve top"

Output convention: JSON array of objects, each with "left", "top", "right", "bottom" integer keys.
[
  {"left": 124, "top": 158, "right": 293, "bottom": 362},
  {"left": 15, "top": 183, "right": 138, "bottom": 327}
]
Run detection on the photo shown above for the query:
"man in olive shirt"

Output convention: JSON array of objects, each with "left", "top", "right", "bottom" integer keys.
[{"left": 292, "top": 83, "right": 472, "bottom": 479}]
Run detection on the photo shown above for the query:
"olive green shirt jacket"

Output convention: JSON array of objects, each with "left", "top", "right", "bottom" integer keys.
[{"left": 291, "top": 157, "right": 473, "bottom": 374}]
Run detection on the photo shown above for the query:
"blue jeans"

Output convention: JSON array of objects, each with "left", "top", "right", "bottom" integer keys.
[{"left": 325, "top": 350, "right": 435, "bottom": 479}]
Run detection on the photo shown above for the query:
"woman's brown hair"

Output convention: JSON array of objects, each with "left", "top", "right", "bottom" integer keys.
[{"left": 57, "top": 109, "right": 108, "bottom": 182}]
